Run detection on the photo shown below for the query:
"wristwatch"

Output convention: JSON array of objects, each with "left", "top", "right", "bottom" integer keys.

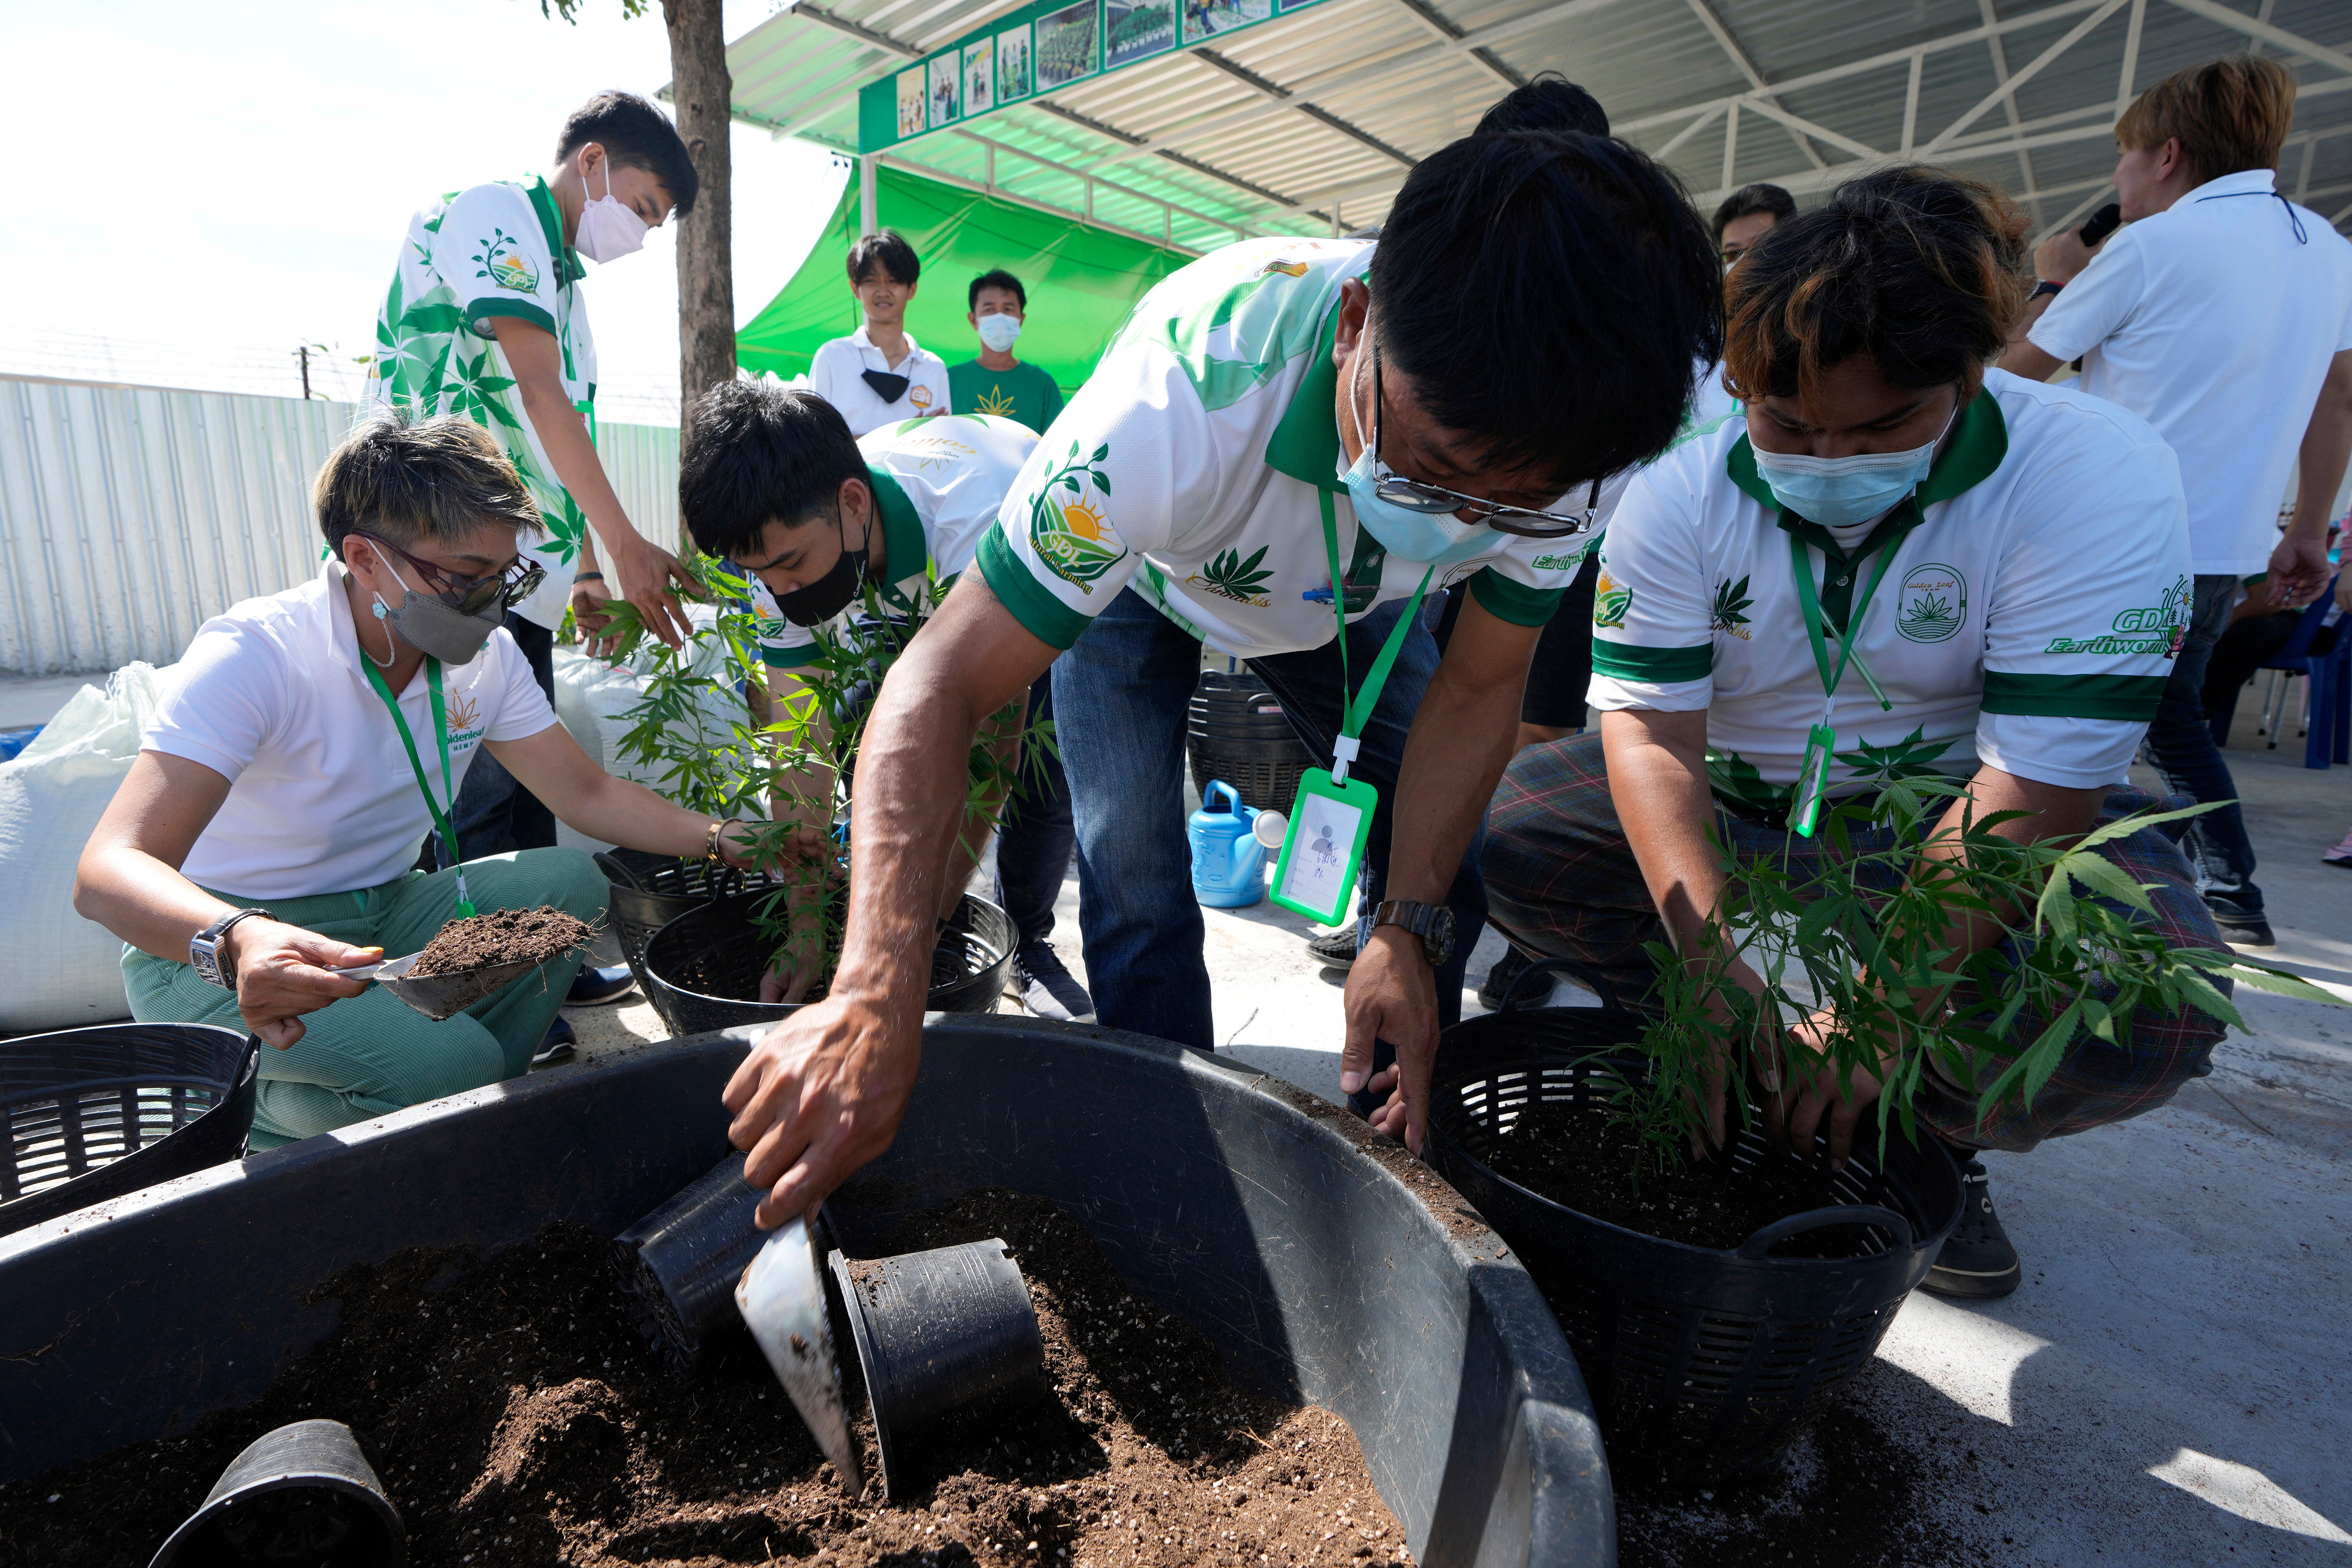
[
  {"left": 1365, "top": 900, "right": 1457, "bottom": 968},
  {"left": 2029, "top": 279, "right": 2065, "bottom": 300},
  {"left": 190, "top": 908, "right": 274, "bottom": 989}
]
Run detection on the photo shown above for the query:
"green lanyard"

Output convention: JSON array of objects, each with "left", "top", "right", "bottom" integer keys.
[
  {"left": 1316, "top": 489, "right": 1433, "bottom": 786},
  {"left": 1784, "top": 531, "right": 1899, "bottom": 836},
  {"left": 361, "top": 656, "right": 477, "bottom": 917}
]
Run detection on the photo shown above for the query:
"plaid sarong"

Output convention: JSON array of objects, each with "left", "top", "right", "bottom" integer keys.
[{"left": 1481, "top": 732, "right": 2229, "bottom": 1153}]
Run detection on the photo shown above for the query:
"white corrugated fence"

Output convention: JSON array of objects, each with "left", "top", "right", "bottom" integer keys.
[{"left": 0, "top": 374, "right": 680, "bottom": 675}]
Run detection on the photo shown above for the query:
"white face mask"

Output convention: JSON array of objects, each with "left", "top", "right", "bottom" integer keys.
[
  {"left": 1750, "top": 398, "right": 1958, "bottom": 532},
  {"left": 575, "top": 155, "right": 649, "bottom": 265},
  {"left": 975, "top": 312, "right": 1023, "bottom": 352}
]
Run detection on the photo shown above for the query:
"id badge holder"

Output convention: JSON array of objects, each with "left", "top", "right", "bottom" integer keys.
[
  {"left": 1787, "top": 722, "right": 1837, "bottom": 838},
  {"left": 1269, "top": 767, "right": 1379, "bottom": 926}
]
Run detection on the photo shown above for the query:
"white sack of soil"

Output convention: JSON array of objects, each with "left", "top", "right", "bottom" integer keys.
[{"left": 0, "top": 664, "right": 165, "bottom": 1032}]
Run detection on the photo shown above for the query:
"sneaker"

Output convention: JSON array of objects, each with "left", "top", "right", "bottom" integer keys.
[
  {"left": 1922, "top": 1157, "right": 2021, "bottom": 1300},
  {"left": 1306, "top": 925, "right": 1359, "bottom": 970},
  {"left": 1007, "top": 943, "right": 1094, "bottom": 1022},
  {"left": 531, "top": 1015, "right": 577, "bottom": 1067},
  {"left": 1477, "top": 946, "right": 1532, "bottom": 1011},
  {"left": 567, "top": 962, "right": 638, "bottom": 1006},
  {"left": 2213, "top": 917, "right": 2276, "bottom": 949},
  {"left": 2323, "top": 830, "right": 2352, "bottom": 867}
]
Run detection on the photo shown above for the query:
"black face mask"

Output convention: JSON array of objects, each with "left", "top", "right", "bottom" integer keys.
[
  {"left": 859, "top": 369, "right": 910, "bottom": 404},
  {"left": 773, "top": 516, "right": 869, "bottom": 626}
]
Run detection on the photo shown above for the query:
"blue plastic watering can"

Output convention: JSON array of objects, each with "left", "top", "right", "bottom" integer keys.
[{"left": 1189, "top": 780, "right": 1266, "bottom": 908}]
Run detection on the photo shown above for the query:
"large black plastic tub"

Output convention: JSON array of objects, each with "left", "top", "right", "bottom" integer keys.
[{"left": 0, "top": 1018, "right": 1612, "bottom": 1567}]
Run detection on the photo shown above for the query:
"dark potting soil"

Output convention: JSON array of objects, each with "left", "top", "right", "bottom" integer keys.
[
  {"left": 1613, "top": 1373, "right": 1987, "bottom": 1568},
  {"left": 409, "top": 904, "right": 594, "bottom": 977},
  {"left": 1482, "top": 1102, "right": 1879, "bottom": 1257},
  {"left": 0, "top": 1190, "right": 1408, "bottom": 1568}
]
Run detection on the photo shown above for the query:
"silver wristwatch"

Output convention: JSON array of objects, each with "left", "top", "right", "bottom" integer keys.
[{"left": 190, "top": 908, "right": 274, "bottom": 989}]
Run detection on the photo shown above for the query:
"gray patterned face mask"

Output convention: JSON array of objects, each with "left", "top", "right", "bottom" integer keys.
[{"left": 366, "top": 541, "right": 502, "bottom": 665}]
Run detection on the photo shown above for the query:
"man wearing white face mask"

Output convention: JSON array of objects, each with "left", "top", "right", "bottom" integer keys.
[
  {"left": 948, "top": 269, "right": 1065, "bottom": 436},
  {"left": 368, "top": 91, "right": 705, "bottom": 1000},
  {"left": 1483, "top": 168, "right": 2225, "bottom": 1301}
]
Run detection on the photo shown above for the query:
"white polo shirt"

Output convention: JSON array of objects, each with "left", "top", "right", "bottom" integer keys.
[
  {"left": 142, "top": 563, "right": 557, "bottom": 900},
  {"left": 808, "top": 326, "right": 952, "bottom": 437},
  {"left": 2028, "top": 169, "right": 2352, "bottom": 576},
  {"left": 745, "top": 414, "right": 1037, "bottom": 671},
  {"left": 975, "top": 237, "right": 1583, "bottom": 661},
  {"left": 1590, "top": 371, "right": 2191, "bottom": 806}
]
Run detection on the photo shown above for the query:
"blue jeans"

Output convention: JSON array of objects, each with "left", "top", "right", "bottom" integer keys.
[
  {"left": 994, "top": 671, "right": 1076, "bottom": 950},
  {"left": 436, "top": 613, "right": 557, "bottom": 866},
  {"left": 1051, "top": 587, "right": 1486, "bottom": 1051},
  {"left": 2144, "top": 575, "right": 2263, "bottom": 922}
]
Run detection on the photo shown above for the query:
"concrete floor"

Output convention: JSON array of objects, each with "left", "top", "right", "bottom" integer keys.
[{"left": 15, "top": 661, "right": 2347, "bottom": 1561}]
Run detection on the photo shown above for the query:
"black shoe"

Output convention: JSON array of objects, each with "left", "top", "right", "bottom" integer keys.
[
  {"left": 2213, "top": 917, "right": 2275, "bottom": 949},
  {"left": 567, "top": 962, "right": 637, "bottom": 1006},
  {"left": 1007, "top": 943, "right": 1094, "bottom": 1022},
  {"left": 1305, "top": 925, "right": 1359, "bottom": 970},
  {"left": 1477, "top": 947, "right": 1532, "bottom": 1011},
  {"left": 531, "top": 1016, "right": 578, "bottom": 1067},
  {"left": 1922, "top": 1157, "right": 2020, "bottom": 1299}
]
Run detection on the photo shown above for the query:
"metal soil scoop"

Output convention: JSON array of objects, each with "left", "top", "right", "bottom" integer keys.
[
  {"left": 737, "top": 1217, "right": 864, "bottom": 1495},
  {"left": 326, "top": 952, "right": 545, "bottom": 1023}
]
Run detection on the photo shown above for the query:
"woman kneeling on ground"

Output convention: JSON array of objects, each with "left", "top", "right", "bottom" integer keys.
[
  {"left": 74, "top": 411, "right": 762, "bottom": 1148},
  {"left": 1479, "top": 167, "right": 2227, "bottom": 1300}
]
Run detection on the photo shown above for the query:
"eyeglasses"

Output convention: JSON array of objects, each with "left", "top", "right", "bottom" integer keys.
[
  {"left": 354, "top": 533, "right": 545, "bottom": 615},
  {"left": 1363, "top": 348, "right": 1599, "bottom": 538}
]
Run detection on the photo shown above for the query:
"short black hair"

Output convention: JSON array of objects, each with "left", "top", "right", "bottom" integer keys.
[
  {"left": 680, "top": 381, "right": 868, "bottom": 561},
  {"left": 1711, "top": 182, "right": 1795, "bottom": 243},
  {"left": 1474, "top": 72, "right": 1608, "bottom": 138},
  {"left": 556, "top": 91, "right": 698, "bottom": 218},
  {"left": 1372, "top": 130, "right": 1723, "bottom": 489},
  {"left": 316, "top": 409, "right": 544, "bottom": 562},
  {"left": 847, "top": 230, "right": 920, "bottom": 287},
  {"left": 969, "top": 268, "right": 1027, "bottom": 311}
]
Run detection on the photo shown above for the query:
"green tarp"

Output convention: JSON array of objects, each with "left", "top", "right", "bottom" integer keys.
[{"left": 735, "top": 165, "right": 1194, "bottom": 394}]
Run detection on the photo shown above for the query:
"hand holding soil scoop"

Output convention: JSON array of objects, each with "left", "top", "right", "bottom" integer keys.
[{"left": 329, "top": 907, "right": 593, "bottom": 1022}]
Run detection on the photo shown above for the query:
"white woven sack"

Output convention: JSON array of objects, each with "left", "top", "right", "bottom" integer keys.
[{"left": 0, "top": 664, "right": 167, "bottom": 1032}]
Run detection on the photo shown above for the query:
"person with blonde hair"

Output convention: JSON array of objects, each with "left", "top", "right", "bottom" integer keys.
[
  {"left": 2000, "top": 54, "right": 2352, "bottom": 949},
  {"left": 1484, "top": 166, "right": 2224, "bottom": 1299}
]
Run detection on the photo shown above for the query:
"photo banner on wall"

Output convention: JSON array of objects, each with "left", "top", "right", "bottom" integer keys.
[{"left": 857, "top": 0, "right": 1322, "bottom": 154}]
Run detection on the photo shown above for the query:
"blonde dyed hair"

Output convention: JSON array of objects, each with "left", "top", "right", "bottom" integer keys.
[
  {"left": 2115, "top": 54, "right": 2296, "bottom": 183},
  {"left": 314, "top": 409, "right": 544, "bottom": 561}
]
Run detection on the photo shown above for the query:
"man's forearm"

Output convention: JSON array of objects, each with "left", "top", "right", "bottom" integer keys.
[
  {"left": 1384, "top": 665, "right": 1519, "bottom": 907},
  {"left": 1601, "top": 710, "right": 1727, "bottom": 954},
  {"left": 2291, "top": 383, "right": 2352, "bottom": 536}
]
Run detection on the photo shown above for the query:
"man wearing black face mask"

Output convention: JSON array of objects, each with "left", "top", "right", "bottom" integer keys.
[{"left": 679, "top": 384, "right": 1065, "bottom": 1007}]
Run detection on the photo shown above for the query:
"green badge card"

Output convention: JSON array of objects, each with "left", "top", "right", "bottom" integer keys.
[{"left": 1270, "top": 767, "right": 1378, "bottom": 925}]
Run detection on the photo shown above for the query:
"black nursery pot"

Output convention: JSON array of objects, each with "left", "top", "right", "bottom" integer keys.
[
  {"left": 1422, "top": 960, "right": 1964, "bottom": 1485},
  {"left": 640, "top": 891, "right": 1017, "bottom": 1036},
  {"left": 594, "top": 849, "right": 783, "bottom": 999}
]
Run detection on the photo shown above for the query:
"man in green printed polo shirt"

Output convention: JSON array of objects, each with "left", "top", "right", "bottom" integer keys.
[
  {"left": 947, "top": 269, "right": 1065, "bottom": 435},
  {"left": 1484, "top": 169, "right": 2231, "bottom": 1301},
  {"left": 369, "top": 90, "right": 703, "bottom": 905},
  {"left": 714, "top": 130, "right": 1728, "bottom": 1228}
]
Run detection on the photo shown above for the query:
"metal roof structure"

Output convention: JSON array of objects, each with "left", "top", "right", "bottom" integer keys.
[{"left": 721, "top": 0, "right": 2352, "bottom": 252}]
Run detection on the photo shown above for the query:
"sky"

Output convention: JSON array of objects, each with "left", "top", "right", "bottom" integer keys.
[{"left": 0, "top": 0, "right": 849, "bottom": 425}]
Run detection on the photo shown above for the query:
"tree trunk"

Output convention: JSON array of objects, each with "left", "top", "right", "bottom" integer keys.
[{"left": 665, "top": 0, "right": 734, "bottom": 496}]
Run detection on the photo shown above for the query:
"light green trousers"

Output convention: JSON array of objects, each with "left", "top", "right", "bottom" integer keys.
[{"left": 125, "top": 848, "right": 608, "bottom": 1149}]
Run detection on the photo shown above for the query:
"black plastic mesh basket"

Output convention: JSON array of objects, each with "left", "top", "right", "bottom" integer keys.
[
  {"left": 1186, "top": 669, "right": 1315, "bottom": 810},
  {"left": 1, "top": 1024, "right": 259, "bottom": 1238},
  {"left": 596, "top": 849, "right": 783, "bottom": 997},
  {"left": 1422, "top": 960, "right": 1962, "bottom": 1483}
]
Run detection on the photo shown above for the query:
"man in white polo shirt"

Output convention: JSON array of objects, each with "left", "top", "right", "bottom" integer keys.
[
  {"left": 807, "top": 230, "right": 952, "bottom": 437},
  {"left": 2000, "top": 54, "right": 2352, "bottom": 949},
  {"left": 1487, "top": 168, "right": 2228, "bottom": 1300},
  {"left": 715, "top": 129, "right": 1729, "bottom": 1227},
  {"left": 73, "top": 414, "right": 766, "bottom": 1148}
]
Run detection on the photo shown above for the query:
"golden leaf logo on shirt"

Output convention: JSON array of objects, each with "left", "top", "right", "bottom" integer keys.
[
  {"left": 473, "top": 228, "right": 541, "bottom": 294},
  {"left": 445, "top": 691, "right": 482, "bottom": 736},
  {"left": 975, "top": 384, "right": 1019, "bottom": 418},
  {"left": 1027, "top": 441, "right": 1124, "bottom": 592}
]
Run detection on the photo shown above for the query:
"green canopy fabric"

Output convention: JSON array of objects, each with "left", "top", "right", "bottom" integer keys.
[{"left": 736, "top": 165, "right": 1193, "bottom": 394}]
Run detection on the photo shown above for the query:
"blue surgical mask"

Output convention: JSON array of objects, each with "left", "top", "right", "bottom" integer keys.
[
  {"left": 976, "top": 313, "right": 1023, "bottom": 352},
  {"left": 1750, "top": 402, "right": 1957, "bottom": 532},
  {"left": 1337, "top": 351, "right": 1497, "bottom": 568}
]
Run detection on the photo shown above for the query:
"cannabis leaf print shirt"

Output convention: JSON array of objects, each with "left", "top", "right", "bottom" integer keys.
[
  {"left": 367, "top": 176, "right": 597, "bottom": 632},
  {"left": 1588, "top": 370, "right": 2192, "bottom": 809},
  {"left": 973, "top": 238, "right": 1585, "bottom": 660}
]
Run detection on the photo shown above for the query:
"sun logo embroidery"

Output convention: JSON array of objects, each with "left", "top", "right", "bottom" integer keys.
[
  {"left": 1027, "top": 441, "right": 1124, "bottom": 592},
  {"left": 474, "top": 228, "right": 540, "bottom": 294},
  {"left": 1592, "top": 562, "right": 1632, "bottom": 628},
  {"left": 1258, "top": 259, "right": 1309, "bottom": 278}
]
